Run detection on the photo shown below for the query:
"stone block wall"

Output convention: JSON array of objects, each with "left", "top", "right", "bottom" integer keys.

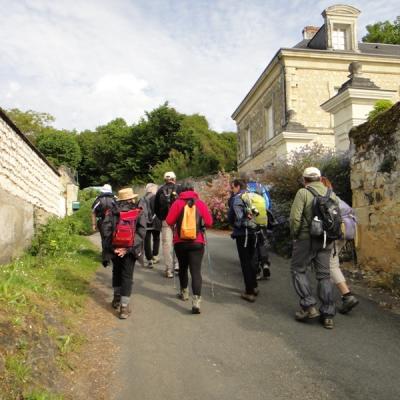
[
  {"left": 0, "top": 110, "right": 66, "bottom": 263},
  {"left": 349, "top": 102, "right": 400, "bottom": 278}
]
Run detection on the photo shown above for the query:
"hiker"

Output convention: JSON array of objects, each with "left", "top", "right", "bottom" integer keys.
[
  {"left": 91, "top": 184, "right": 116, "bottom": 267},
  {"left": 228, "top": 179, "right": 260, "bottom": 302},
  {"left": 321, "top": 177, "right": 359, "bottom": 314},
  {"left": 141, "top": 183, "right": 162, "bottom": 268},
  {"left": 166, "top": 181, "right": 213, "bottom": 314},
  {"left": 247, "top": 181, "right": 272, "bottom": 280},
  {"left": 109, "top": 188, "right": 146, "bottom": 319},
  {"left": 154, "top": 171, "right": 180, "bottom": 278},
  {"left": 290, "top": 167, "right": 339, "bottom": 329}
]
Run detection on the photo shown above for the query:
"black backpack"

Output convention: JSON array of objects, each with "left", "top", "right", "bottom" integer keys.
[
  {"left": 93, "top": 194, "right": 116, "bottom": 219},
  {"left": 162, "top": 185, "right": 178, "bottom": 208},
  {"left": 306, "top": 187, "right": 342, "bottom": 241}
]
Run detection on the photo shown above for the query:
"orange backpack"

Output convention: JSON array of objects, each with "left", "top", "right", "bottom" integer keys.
[{"left": 177, "top": 199, "right": 202, "bottom": 240}]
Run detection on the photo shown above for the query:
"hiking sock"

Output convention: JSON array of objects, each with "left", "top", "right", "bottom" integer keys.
[{"left": 121, "top": 296, "right": 130, "bottom": 306}]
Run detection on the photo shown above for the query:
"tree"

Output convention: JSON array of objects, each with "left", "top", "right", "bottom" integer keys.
[
  {"left": 5, "top": 108, "right": 55, "bottom": 142},
  {"left": 36, "top": 129, "right": 82, "bottom": 170},
  {"left": 362, "top": 17, "right": 400, "bottom": 44}
]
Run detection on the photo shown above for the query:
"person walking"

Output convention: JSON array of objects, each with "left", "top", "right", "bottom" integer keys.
[
  {"left": 91, "top": 184, "right": 116, "bottom": 267},
  {"left": 154, "top": 171, "right": 180, "bottom": 278},
  {"left": 290, "top": 167, "right": 338, "bottom": 329},
  {"left": 228, "top": 179, "right": 259, "bottom": 302},
  {"left": 141, "top": 183, "right": 162, "bottom": 268},
  {"left": 166, "top": 182, "right": 213, "bottom": 314},
  {"left": 109, "top": 188, "right": 146, "bottom": 319},
  {"left": 247, "top": 181, "right": 272, "bottom": 280},
  {"left": 320, "top": 177, "right": 359, "bottom": 314}
]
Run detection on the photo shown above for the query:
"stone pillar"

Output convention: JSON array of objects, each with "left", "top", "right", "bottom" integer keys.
[{"left": 321, "top": 62, "right": 396, "bottom": 152}]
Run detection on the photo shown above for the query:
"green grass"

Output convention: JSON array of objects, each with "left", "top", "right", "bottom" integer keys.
[{"left": 0, "top": 231, "right": 100, "bottom": 399}]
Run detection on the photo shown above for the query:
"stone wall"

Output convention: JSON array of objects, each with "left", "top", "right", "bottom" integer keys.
[
  {"left": 349, "top": 102, "right": 400, "bottom": 281},
  {"left": 0, "top": 109, "right": 66, "bottom": 263}
]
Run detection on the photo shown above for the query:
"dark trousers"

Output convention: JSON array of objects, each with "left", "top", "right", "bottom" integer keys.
[
  {"left": 174, "top": 243, "right": 205, "bottom": 296},
  {"left": 144, "top": 230, "right": 160, "bottom": 260},
  {"left": 98, "top": 219, "right": 113, "bottom": 264},
  {"left": 255, "top": 229, "right": 270, "bottom": 267},
  {"left": 291, "top": 238, "right": 335, "bottom": 317},
  {"left": 112, "top": 253, "right": 136, "bottom": 297},
  {"left": 235, "top": 235, "right": 257, "bottom": 295}
]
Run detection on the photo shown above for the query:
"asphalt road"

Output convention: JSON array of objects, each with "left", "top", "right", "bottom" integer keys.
[{"left": 93, "top": 232, "right": 400, "bottom": 400}]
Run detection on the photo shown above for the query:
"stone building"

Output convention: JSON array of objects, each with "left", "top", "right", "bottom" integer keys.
[
  {"left": 232, "top": 4, "right": 400, "bottom": 173},
  {"left": 0, "top": 108, "right": 77, "bottom": 263}
]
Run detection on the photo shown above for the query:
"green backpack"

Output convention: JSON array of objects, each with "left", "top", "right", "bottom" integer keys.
[{"left": 241, "top": 192, "right": 268, "bottom": 228}]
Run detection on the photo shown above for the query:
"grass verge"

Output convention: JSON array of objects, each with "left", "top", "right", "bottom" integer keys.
[{"left": 0, "top": 234, "right": 100, "bottom": 400}]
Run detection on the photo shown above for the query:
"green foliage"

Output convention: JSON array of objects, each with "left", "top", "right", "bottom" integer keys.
[
  {"left": 69, "top": 189, "right": 99, "bottom": 235},
  {"left": 362, "top": 17, "right": 400, "bottom": 44},
  {"left": 36, "top": 129, "right": 82, "bottom": 170},
  {"left": 368, "top": 100, "right": 394, "bottom": 121},
  {"left": 5, "top": 108, "right": 55, "bottom": 142}
]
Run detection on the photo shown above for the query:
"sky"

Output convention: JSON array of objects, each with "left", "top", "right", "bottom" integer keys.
[{"left": 0, "top": 0, "right": 399, "bottom": 133}]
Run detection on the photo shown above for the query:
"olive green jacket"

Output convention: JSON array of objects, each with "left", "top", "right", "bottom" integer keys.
[{"left": 289, "top": 181, "right": 339, "bottom": 240}]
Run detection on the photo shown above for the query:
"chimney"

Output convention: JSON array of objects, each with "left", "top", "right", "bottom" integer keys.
[{"left": 302, "top": 26, "right": 319, "bottom": 40}]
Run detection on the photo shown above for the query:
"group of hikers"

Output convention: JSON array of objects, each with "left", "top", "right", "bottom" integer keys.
[{"left": 91, "top": 167, "right": 359, "bottom": 328}]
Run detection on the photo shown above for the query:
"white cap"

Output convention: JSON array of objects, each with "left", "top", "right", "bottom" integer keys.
[
  {"left": 164, "top": 171, "right": 176, "bottom": 180},
  {"left": 303, "top": 167, "right": 321, "bottom": 178},
  {"left": 100, "top": 184, "right": 112, "bottom": 193}
]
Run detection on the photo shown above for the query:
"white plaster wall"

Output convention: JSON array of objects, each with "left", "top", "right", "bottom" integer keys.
[{"left": 0, "top": 118, "right": 65, "bottom": 217}]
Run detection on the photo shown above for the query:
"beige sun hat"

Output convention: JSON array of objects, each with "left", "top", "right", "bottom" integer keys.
[
  {"left": 117, "top": 188, "right": 138, "bottom": 201},
  {"left": 303, "top": 167, "right": 321, "bottom": 178}
]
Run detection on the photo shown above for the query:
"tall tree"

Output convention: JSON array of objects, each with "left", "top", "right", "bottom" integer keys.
[
  {"left": 5, "top": 108, "right": 55, "bottom": 142},
  {"left": 363, "top": 17, "right": 400, "bottom": 44}
]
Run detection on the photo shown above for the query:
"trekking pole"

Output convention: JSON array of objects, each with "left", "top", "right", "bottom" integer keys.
[{"left": 204, "top": 230, "right": 215, "bottom": 298}]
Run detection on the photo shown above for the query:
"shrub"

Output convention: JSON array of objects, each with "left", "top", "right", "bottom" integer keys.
[
  {"left": 198, "top": 171, "right": 233, "bottom": 229},
  {"left": 368, "top": 99, "right": 394, "bottom": 121}
]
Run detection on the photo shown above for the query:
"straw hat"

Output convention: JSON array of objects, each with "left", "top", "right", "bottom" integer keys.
[{"left": 117, "top": 188, "right": 138, "bottom": 201}]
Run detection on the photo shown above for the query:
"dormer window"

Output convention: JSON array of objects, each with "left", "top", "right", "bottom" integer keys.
[{"left": 332, "top": 26, "right": 346, "bottom": 50}]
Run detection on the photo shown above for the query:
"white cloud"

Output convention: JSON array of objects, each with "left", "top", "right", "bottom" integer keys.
[{"left": 0, "top": 0, "right": 399, "bottom": 132}]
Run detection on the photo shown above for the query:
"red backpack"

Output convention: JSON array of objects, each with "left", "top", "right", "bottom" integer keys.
[{"left": 112, "top": 208, "right": 142, "bottom": 248}]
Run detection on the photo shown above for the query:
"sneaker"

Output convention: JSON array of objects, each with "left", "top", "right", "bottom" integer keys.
[
  {"left": 177, "top": 288, "right": 189, "bottom": 301},
  {"left": 147, "top": 260, "right": 154, "bottom": 269},
  {"left": 192, "top": 295, "right": 201, "bottom": 314},
  {"left": 119, "top": 304, "right": 131, "bottom": 319},
  {"left": 165, "top": 271, "right": 174, "bottom": 278},
  {"left": 111, "top": 295, "right": 121, "bottom": 309},
  {"left": 322, "top": 318, "right": 334, "bottom": 329},
  {"left": 241, "top": 293, "right": 256, "bottom": 303},
  {"left": 339, "top": 295, "right": 359, "bottom": 314},
  {"left": 295, "top": 306, "right": 320, "bottom": 321},
  {"left": 152, "top": 255, "right": 160, "bottom": 264}
]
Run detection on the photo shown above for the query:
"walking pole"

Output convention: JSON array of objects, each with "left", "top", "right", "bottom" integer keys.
[{"left": 204, "top": 230, "right": 215, "bottom": 298}]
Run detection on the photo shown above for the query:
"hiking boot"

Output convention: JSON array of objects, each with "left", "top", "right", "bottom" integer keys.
[
  {"left": 165, "top": 270, "right": 174, "bottom": 278},
  {"left": 119, "top": 304, "right": 131, "bottom": 319},
  {"left": 256, "top": 267, "right": 263, "bottom": 281},
  {"left": 339, "top": 295, "right": 359, "bottom": 314},
  {"left": 295, "top": 306, "right": 320, "bottom": 321},
  {"left": 241, "top": 293, "right": 256, "bottom": 303},
  {"left": 147, "top": 260, "right": 154, "bottom": 269},
  {"left": 262, "top": 265, "right": 271, "bottom": 279},
  {"left": 322, "top": 317, "right": 334, "bottom": 329},
  {"left": 111, "top": 295, "right": 121, "bottom": 309},
  {"left": 253, "top": 288, "right": 259, "bottom": 296},
  {"left": 192, "top": 295, "right": 201, "bottom": 314},
  {"left": 174, "top": 265, "right": 179, "bottom": 273},
  {"left": 152, "top": 255, "right": 160, "bottom": 264},
  {"left": 177, "top": 288, "right": 189, "bottom": 301},
  {"left": 102, "top": 260, "right": 110, "bottom": 268}
]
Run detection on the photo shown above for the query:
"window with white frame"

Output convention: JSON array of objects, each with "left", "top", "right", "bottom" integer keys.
[
  {"left": 246, "top": 127, "right": 252, "bottom": 157},
  {"left": 332, "top": 26, "right": 347, "bottom": 50},
  {"left": 265, "top": 105, "right": 274, "bottom": 140}
]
